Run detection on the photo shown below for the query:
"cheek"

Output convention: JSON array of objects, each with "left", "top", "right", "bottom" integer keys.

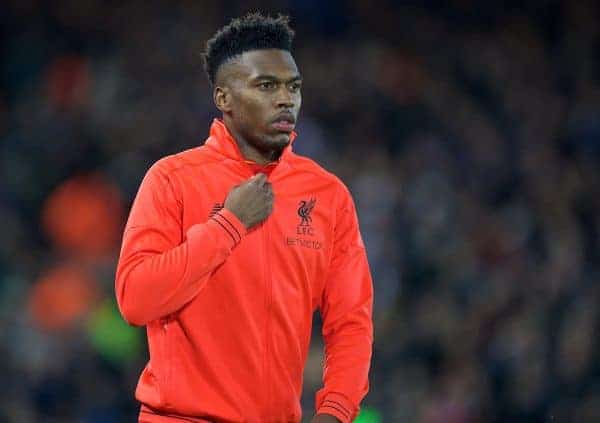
[
  {"left": 246, "top": 105, "right": 272, "bottom": 133},
  {"left": 234, "top": 95, "right": 268, "bottom": 125}
]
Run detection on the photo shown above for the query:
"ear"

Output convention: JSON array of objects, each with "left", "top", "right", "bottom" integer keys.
[{"left": 214, "top": 86, "right": 232, "bottom": 113}]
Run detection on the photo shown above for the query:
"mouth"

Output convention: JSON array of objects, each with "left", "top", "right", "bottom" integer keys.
[{"left": 271, "top": 113, "right": 296, "bottom": 133}]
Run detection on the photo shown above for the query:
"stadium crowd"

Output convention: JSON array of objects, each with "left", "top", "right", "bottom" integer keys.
[{"left": 1, "top": 0, "right": 599, "bottom": 421}]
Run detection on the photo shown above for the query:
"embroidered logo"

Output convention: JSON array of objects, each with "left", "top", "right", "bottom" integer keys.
[
  {"left": 209, "top": 202, "right": 224, "bottom": 217},
  {"left": 296, "top": 198, "right": 316, "bottom": 237},
  {"left": 297, "top": 198, "right": 316, "bottom": 226},
  {"left": 285, "top": 198, "right": 321, "bottom": 249}
]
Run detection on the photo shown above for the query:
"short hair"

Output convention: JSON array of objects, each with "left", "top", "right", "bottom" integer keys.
[{"left": 203, "top": 12, "right": 295, "bottom": 85}]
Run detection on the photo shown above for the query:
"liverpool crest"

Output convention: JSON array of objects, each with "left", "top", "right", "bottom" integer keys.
[{"left": 297, "top": 198, "right": 316, "bottom": 235}]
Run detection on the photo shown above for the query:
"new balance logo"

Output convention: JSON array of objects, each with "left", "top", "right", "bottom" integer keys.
[{"left": 209, "top": 202, "right": 224, "bottom": 217}]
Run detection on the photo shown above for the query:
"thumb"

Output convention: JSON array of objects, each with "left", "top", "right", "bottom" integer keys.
[{"left": 252, "top": 173, "right": 267, "bottom": 186}]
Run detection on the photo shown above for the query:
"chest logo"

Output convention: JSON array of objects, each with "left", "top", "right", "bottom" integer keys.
[
  {"left": 297, "top": 198, "right": 316, "bottom": 236},
  {"left": 285, "top": 198, "right": 321, "bottom": 250},
  {"left": 298, "top": 198, "right": 316, "bottom": 226}
]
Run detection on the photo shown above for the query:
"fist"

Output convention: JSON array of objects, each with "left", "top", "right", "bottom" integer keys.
[{"left": 224, "top": 173, "right": 274, "bottom": 229}]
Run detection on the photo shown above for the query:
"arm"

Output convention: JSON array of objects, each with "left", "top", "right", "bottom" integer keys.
[
  {"left": 115, "top": 162, "right": 247, "bottom": 326},
  {"left": 314, "top": 185, "right": 374, "bottom": 423}
]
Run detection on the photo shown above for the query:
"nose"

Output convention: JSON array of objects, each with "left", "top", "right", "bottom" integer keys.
[{"left": 275, "top": 87, "right": 295, "bottom": 108}]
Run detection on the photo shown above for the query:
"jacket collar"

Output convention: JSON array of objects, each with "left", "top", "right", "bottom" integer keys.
[{"left": 205, "top": 119, "right": 296, "bottom": 166}]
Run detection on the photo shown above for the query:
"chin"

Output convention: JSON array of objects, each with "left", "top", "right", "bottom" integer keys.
[{"left": 266, "top": 133, "right": 291, "bottom": 149}]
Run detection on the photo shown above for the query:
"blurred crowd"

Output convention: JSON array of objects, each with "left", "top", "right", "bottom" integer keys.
[{"left": 1, "top": 0, "right": 599, "bottom": 422}]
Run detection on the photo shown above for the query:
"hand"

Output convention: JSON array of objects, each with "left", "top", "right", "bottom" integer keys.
[
  {"left": 224, "top": 173, "right": 273, "bottom": 229},
  {"left": 310, "top": 414, "right": 341, "bottom": 423}
]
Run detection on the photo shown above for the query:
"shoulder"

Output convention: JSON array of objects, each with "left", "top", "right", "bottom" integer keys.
[
  {"left": 288, "top": 152, "right": 346, "bottom": 189},
  {"left": 147, "top": 145, "right": 217, "bottom": 179},
  {"left": 288, "top": 152, "right": 353, "bottom": 203},
  {"left": 137, "top": 146, "right": 216, "bottom": 200}
]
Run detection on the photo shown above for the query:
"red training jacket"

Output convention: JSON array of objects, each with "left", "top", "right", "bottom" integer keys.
[{"left": 115, "top": 119, "right": 373, "bottom": 423}]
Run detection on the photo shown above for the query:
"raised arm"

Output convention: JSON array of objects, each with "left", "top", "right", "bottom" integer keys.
[{"left": 115, "top": 164, "right": 271, "bottom": 326}]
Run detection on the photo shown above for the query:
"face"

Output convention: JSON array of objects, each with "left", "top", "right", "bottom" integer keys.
[{"left": 215, "top": 49, "right": 302, "bottom": 156}]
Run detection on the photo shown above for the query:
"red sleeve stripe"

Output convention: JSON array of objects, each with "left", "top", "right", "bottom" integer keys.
[
  {"left": 214, "top": 212, "right": 241, "bottom": 242},
  {"left": 321, "top": 400, "right": 350, "bottom": 418},
  {"left": 210, "top": 216, "right": 238, "bottom": 245}
]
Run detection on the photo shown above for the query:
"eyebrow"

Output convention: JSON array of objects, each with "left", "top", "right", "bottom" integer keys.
[{"left": 252, "top": 74, "right": 303, "bottom": 83}]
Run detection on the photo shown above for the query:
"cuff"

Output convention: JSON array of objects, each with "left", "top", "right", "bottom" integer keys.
[
  {"left": 186, "top": 208, "right": 246, "bottom": 254},
  {"left": 213, "top": 208, "right": 247, "bottom": 244},
  {"left": 316, "top": 392, "right": 356, "bottom": 423},
  {"left": 208, "top": 208, "right": 247, "bottom": 248}
]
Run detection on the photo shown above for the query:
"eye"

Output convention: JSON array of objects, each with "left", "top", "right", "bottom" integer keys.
[
  {"left": 258, "top": 81, "right": 276, "bottom": 90},
  {"left": 289, "top": 82, "right": 302, "bottom": 93}
]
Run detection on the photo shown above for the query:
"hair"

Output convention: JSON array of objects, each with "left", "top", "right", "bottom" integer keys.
[{"left": 203, "top": 12, "right": 295, "bottom": 85}]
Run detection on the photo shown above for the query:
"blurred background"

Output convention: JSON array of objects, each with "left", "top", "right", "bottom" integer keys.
[{"left": 1, "top": 0, "right": 599, "bottom": 421}]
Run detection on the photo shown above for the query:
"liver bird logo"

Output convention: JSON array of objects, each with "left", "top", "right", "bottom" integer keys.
[{"left": 297, "top": 198, "right": 316, "bottom": 226}]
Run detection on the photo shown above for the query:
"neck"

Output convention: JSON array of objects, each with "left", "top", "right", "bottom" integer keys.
[{"left": 223, "top": 117, "right": 282, "bottom": 165}]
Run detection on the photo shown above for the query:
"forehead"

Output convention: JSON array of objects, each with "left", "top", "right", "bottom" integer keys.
[{"left": 225, "top": 49, "right": 299, "bottom": 81}]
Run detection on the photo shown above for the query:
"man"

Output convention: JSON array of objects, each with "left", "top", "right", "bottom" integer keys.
[{"left": 115, "top": 13, "right": 373, "bottom": 423}]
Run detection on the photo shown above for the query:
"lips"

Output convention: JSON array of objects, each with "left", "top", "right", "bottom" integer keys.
[
  {"left": 272, "top": 121, "right": 295, "bottom": 132},
  {"left": 271, "top": 113, "right": 296, "bottom": 132}
]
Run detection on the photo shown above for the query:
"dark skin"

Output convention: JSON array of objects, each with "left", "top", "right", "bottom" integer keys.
[
  {"left": 214, "top": 49, "right": 302, "bottom": 165},
  {"left": 217, "top": 49, "right": 302, "bottom": 229},
  {"left": 310, "top": 414, "right": 340, "bottom": 423},
  {"left": 213, "top": 50, "right": 340, "bottom": 423}
]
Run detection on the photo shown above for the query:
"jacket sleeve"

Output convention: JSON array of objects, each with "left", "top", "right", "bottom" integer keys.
[
  {"left": 315, "top": 185, "right": 374, "bottom": 423},
  {"left": 115, "top": 162, "right": 246, "bottom": 326}
]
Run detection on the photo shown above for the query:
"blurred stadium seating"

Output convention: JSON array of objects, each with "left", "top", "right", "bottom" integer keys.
[{"left": 1, "top": 0, "right": 599, "bottom": 421}]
